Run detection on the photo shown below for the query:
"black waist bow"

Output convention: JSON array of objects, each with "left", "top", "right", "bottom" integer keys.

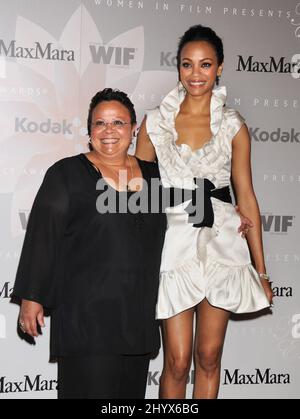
[{"left": 166, "top": 178, "right": 232, "bottom": 228}]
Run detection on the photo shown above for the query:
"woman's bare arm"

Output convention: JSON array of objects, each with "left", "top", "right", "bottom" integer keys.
[
  {"left": 231, "top": 124, "right": 273, "bottom": 303},
  {"left": 135, "top": 117, "right": 156, "bottom": 162}
]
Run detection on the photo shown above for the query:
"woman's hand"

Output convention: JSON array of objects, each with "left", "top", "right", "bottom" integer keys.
[
  {"left": 19, "top": 299, "right": 45, "bottom": 337},
  {"left": 260, "top": 279, "right": 274, "bottom": 307},
  {"left": 235, "top": 205, "right": 254, "bottom": 238}
]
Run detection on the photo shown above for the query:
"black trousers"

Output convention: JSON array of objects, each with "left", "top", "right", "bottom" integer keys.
[{"left": 57, "top": 353, "right": 150, "bottom": 399}]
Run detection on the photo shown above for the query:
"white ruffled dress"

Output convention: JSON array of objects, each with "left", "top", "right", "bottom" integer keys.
[{"left": 146, "top": 83, "right": 270, "bottom": 319}]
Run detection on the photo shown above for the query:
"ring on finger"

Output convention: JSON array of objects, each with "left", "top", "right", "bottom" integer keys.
[{"left": 19, "top": 320, "right": 26, "bottom": 332}]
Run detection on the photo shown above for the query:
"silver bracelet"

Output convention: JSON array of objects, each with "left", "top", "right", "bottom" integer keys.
[{"left": 258, "top": 273, "right": 270, "bottom": 281}]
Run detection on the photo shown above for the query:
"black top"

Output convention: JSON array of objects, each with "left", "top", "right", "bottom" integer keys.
[{"left": 13, "top": 154, "right": 167, "bottom": 357}]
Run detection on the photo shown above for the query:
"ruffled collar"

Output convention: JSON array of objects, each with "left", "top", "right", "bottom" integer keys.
[
  {"left": 145, "top": 82, "right": 228, "bottom": 189},
  {"left": 158, "top": 81, "right": 227, "bottom": 138}
]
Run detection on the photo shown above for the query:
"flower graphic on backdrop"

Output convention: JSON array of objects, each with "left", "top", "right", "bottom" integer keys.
[
  {"left": 289, "top": 2, "right": 300, "bottom": 39},
  {"left": 273, "top": 314, "right": 300, "bottom": 361},
  {"left": 0, "top": 4, "right": 177, "bottom": 237}
]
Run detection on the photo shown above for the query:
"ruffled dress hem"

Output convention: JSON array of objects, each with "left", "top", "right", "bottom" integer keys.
[{"left": 156, "top": 257, "right": 270, "bottom": 319}]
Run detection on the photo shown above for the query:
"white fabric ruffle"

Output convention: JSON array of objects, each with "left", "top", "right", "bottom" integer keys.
[
  {"left": 157, "top": 256, "right": 205, "bottom": 319},
  {"left": 157, "top": 258, "right": 269, "bottom": 319},
  {"left": 146, "top": 82, "right": 245, "bottom": 189}
]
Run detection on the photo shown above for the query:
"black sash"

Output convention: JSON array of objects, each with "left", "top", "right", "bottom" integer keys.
[{"left": 167, "top": 178, "right": 232, "bottom": 228}]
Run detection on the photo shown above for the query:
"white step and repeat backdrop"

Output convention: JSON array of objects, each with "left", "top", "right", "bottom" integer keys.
[{"left": 0, "top": 0, "right": 299, "bottom": 399}]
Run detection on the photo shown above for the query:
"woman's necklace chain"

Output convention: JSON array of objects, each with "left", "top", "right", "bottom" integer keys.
[
  {"left": 93, "top": 155, "right": 138, "bottom": 191},
  {"left": 108, "top": 155, "right": 133, "bottom": 191}
]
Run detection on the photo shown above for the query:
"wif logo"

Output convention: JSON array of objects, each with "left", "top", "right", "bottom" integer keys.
[
  {"left": 261, "top": 215, "right": 294, "bottom": 234},
  {"left": 90, "top": 45, "right": 136, "bottom": 66}
]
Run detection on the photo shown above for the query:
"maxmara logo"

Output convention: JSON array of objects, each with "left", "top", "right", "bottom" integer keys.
[
  {"left": 90, "top": 44, "right": 136, "bottom": 66},
  {"left": 261, "top": 215, "right": 294, "bottom": 233},
  {"left": 0, "top": 282, "right": 13, "bottom": 299},
  {"left": 0, "top": 40, "right": 75, "bottom": 61},
  {"left": 270, "top": 282, "right": 293, "bottom": 298},
  {"left": 0, "top": 375, "right": 57, "bottom": 393},
  {"left": 223, "top": 368, "right": 290, "bottom": 385},
  {"left": 250, "top": 127, "right": 299, "bottom": 143},
  {"left": 237, "top": 55, "right": 297, "bottom": 73}
]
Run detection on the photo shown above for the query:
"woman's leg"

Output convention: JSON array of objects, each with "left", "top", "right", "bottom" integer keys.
[
  {"left": 159, "top": 307, "right": 195, "bottom": 399},
  {"left": 193, "top": 298, "right": 230, "bottom": 399}
]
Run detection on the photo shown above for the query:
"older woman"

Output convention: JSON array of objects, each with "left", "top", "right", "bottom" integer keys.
[{"left": 13, "top": 88, "right": 167, "bottom": 399}]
